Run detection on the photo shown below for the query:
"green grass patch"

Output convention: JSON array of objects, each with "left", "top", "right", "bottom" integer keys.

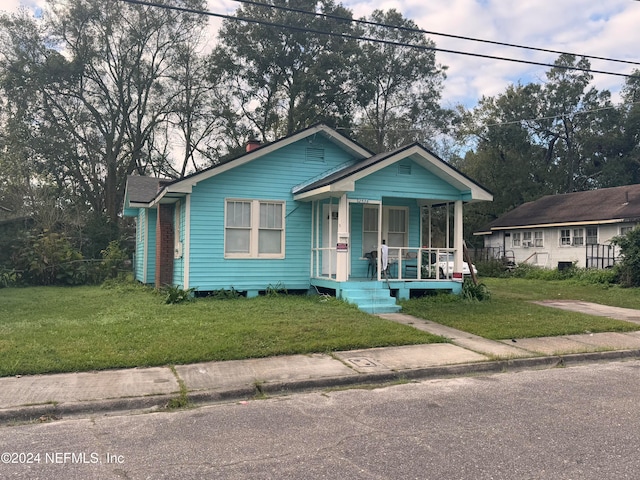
[
  {"left": 0, "top": 285, "right": 443, "bottom": 377},
  {"left": 401, "top": 278, "right": 640, "bottom": 340}
]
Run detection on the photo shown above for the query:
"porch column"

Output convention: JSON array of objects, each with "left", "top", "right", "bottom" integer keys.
[
  {"left": 453, "top": 200, "right": 464, "bottom": 282},
  {"left": 336, "top": 194, "right": 350, "bottom": 282}
]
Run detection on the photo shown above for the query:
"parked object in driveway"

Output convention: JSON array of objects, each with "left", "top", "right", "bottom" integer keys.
[{"left": 438, "top": 252, "right": 477, "bottom": 277}]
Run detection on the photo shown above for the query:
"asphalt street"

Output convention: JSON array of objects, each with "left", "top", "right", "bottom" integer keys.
[{"left": 2, "top": 359, "right": 640, "bottom": 479}]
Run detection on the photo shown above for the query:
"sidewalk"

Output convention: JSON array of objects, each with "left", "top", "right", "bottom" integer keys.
[{"left": 2, "top": 302, "right": 640, "bottom": 423}]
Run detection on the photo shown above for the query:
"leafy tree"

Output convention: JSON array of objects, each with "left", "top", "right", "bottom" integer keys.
[
  {"left": 456, "top": 55, "right": 626, "bottom": 241},
  {"left": 598, "top": 70, "right": 640, "bottom": 187},
  {"left": 0, "top": 0, "right": 209, "bottom": 235},
  {"left": 210, "top": 0, "right": 361, "bottom": 140},
  {"left": 353, "top": 9, "right": 448, "bottom": 153},
  {"left": 454, "top": 83, "right": 550, "bottom": 238},
  {"left": 164, "top": 39, "right": 231, "bottom": 176},
  {"left": 530, "top": 55, "right": 614, "bottom": 192}
]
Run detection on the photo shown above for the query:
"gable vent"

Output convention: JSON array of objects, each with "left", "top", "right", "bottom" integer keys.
[
  {"left": 305, "top": 147, "right": 325, "bottom": 163},
  {"left": 398, "top": 164, "right": 412, "bottom": 175}
]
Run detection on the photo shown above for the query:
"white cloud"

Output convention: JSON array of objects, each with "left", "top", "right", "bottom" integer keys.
[
  {"left": 340, "top": 0, "right": 640, "bottom": 107},
  {"left": 0, "top": 0, "right": 44, "bottom": 14},
  {"left": 5, "top": 0, "right": 640, "bottom": 108}
]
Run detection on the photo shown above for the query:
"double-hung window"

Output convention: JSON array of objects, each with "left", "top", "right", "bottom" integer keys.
[
  {"left": 534, "top": 231, "right": 544, "bottom": 247},
  {"left": 512, "top": 232, "right": 521, "bottom": 247},
  {"left": 560, "top": 229, "right": 572, "bottom": 246},
  {"left": 361, "top": 206, "right": 408, "bottom": 254},
  {"left": 586, "top": 227, "right": 598, "bottom": 245},
  {"left": 387, "top": 208, "right": 407, "bottom": 248},
  {"left": 362, "top": 206, "right": 379, "bottom": 254},
  {"left": 225, "top": 199, "right": 285, "bottom": 258},
  {"left": 572, "top": 228, "right": 584, "bottom": 246}
]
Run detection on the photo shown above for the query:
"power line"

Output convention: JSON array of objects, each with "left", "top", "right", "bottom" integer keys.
[
  {"left": 118, "top": 0, "right": 640, "bottom": 80},
  {"left": 232, "top": 0, "right": 640, "bottom": 68},
  {"left": 484, "top": 102, "right": 640, "bottom": 128}
]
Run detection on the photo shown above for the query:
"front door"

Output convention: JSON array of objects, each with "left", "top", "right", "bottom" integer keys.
[{"left": 322, "top": 204, "right": 338, "bottom": 276}]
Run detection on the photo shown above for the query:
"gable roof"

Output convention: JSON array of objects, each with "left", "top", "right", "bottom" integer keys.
[
  {"left": 123, "top": 124, "right": 493, "bottom": 209},
  {"left": 293, "top": 142, "right": 493, "bottom": 203},
  {"left": 142, "top": 124, "right": 373, "bottom": 206},
  {"left": 124, "top": 176, "right": 170, "bottom": 207},
  {"left": 479, "top": 184, "right": 640, "bottom": 233}
]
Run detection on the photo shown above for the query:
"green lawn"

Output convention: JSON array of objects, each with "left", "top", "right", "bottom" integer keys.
[
  {"left": 401, "top": 278, "right": 640, "bottom": 340},
  {"left": 0, "top": 285, "right": 442, "bottom": 377},
  {"left": 3, "top": 279, "right": 640, "bottom": 377}
]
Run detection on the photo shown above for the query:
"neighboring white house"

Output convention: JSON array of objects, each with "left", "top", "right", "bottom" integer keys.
[{"left": 474, "top": 184, "right": 640, "bottom": 269}]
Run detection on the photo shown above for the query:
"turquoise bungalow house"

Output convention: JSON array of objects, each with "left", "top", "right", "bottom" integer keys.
[{"left": 123, "top": 124, "right": 492, "bottom": 313}]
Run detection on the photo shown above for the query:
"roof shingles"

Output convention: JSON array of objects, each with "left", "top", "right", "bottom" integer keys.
[{"left": 486, "top": 184, "right": 640, "bottom": 230}]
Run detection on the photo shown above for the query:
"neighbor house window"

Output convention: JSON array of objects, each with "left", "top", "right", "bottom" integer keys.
[
  {"left": 560, "top": 229, "right": 571, "bottom": 246},
  {"left": 572, "top": 228, "right": 584, "bottom": 246},
  {"left": 512, "top": 232, "right": 521, "bottom": 247},
  {"left": 621, "top": 225, "right": 635, "bottom": 235},
  {"left": 523, "top": 231, "right": 532, "bottom": 247},
  {"left": 586, "top": 227, "right": 598, "bottom": 245},
  {"left": 225, "top": 199, "right": 285, "bottom": 258},
  {"left": 534, "top": 231, "right": 544, "bottom": 247}
]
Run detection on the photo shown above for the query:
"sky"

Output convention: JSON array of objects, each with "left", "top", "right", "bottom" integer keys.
[{"left": 2, "top": 0, "right": 640, "bottom": 109}]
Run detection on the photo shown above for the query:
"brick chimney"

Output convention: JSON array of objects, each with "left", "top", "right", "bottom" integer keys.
[
  {"left": 155, "top": 204, "right": 175, "bottom": 288},
  {"left": 246, "top": 137, "right": 261, "bottom": 153}
]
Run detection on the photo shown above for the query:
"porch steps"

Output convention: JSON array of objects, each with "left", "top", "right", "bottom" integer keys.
[{"left": 340, "top": 283, "right": 401, "bottom": 314}]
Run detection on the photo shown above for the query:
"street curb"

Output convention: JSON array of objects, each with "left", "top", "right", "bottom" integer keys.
[
  {"left": 176, "top": 349, "right": 640, "bottom": 406},
  {"left": 2, "top": 349, "right": 640, "bottom": 424},
  {"left": 0, "top": 393, "right": 178, "bottom": 424}
]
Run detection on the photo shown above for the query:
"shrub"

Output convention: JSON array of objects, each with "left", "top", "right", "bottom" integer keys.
[
  {"left": 161, "top": 285, "right": 195, "bottom": 304},
  {"left": 461, "top": 279, "right": 491, "bottom": 302},
  {"left": 266, "top": 281, "right": 288, "bottom": 297},
  {"left": 511, "top": 263, "right": 576, "bottom": 281},
  {"left": 0, "top": 268, "right": 18, "bottom": 288},
  {"left": 208, "top": 288, "right": 242, "bottom": 299},
  {"left": 508, "top": 262, "right": 619, "bottom": 286},
  {"left": 569, "top": 267, "right": 618, "bottom": 286},
  {"left": 475, "top": 259, "right": 511, "bottom": 278},
  {"left": 14, "top": 230, "right": 85, "bottom": 286},
  {"left": 612, "top": 227, "right": 640, "bottom": 287},
  {"left": 100, "top": 240, "right": 129, "bottom": 279}
]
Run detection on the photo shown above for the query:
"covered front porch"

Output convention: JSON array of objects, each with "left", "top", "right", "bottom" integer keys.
[
  {"left": 291, "top": 142, "right": 492, "bottom": 312},
  {"left": 306, "top": 195, "right": 466, "bottom": 310}
]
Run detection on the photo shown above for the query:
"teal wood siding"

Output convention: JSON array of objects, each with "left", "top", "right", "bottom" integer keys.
[
  {"left": 188, "top": 137, "right": 357, "bottom": 292},
  {"left": 350, "top": 203, "right": 365, "bottom": 277},
  {"left": 134, "top": 209, "right": 145, "bottom": 282},
  {"left": 146, "top": 208, "right": 157, "bottom": 284},
  {"left": 173, "top": 201, "right": 186, "bottom": 288},
  {"left": 352, "top": 159, "right": 464, "bottom": 201}
]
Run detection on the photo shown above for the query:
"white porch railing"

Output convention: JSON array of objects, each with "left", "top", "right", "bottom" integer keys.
[
  {"left": 378, "top": 247, "right": 457, "bottom": 281},
  {"left": 311, "top": 247, "right": 337, "bottom": 279},
  {"left": 311, "top": 246, "right": 459, "bottom": 281}
]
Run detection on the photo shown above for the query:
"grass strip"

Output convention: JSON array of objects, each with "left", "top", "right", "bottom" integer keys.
[
  {"left": 0, "top": 285, "right": 442, "bottom": 377},
  {"left": 401, "top": 278, "right": 640, "bottom": 340}
]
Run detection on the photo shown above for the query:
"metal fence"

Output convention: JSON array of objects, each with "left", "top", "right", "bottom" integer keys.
[{"left": 586, "top": 244, "right": 616, "bottom": 269}]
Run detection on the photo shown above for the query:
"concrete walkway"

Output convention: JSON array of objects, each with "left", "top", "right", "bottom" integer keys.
[{"left": 2, "top": 301, "right": 640, "bottom": 423}]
